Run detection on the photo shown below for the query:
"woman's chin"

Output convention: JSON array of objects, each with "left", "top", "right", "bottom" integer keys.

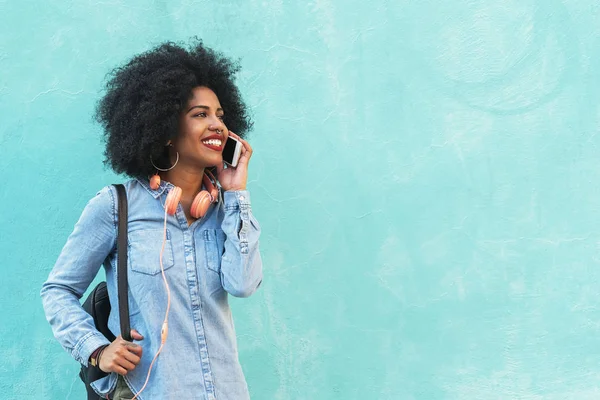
[{"left": 195, "top": 155, "right": 222, "bottom": 169}]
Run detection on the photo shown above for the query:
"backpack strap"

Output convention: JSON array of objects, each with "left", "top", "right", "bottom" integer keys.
[{"left": 113, "top": 184, "right": 131, "bottom": 341}]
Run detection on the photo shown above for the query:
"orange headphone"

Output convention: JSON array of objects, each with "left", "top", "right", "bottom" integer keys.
[
  {"left": 150, "top": 170, "right": 218, "bottom": 218},
  {"left": 149, "top": 152, "right": 219, "bottom": 218}
]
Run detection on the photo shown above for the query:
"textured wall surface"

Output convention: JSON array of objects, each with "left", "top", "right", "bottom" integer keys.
[{"left": 2, "top": 1, "right": 600, "bottom": 399}]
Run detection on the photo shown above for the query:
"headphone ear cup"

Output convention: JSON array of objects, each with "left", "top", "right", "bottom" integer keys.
[
  {"left": 165, "top": 186, "right": 182, "bottom": 215},
  {"left": 150, "top": 174, "right": 161, "bottom": 190},
  {"left": 190, "top": 191, "right": 212, "bottom": 219}
]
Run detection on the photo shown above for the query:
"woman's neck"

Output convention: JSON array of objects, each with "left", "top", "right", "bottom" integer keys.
[{"left": 161, "top": 165, "right": 205, "bottom": 198}]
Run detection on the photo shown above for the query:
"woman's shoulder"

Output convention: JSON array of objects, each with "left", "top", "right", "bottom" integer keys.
[
  {"left": 82, "top": 179, "right": 137, "bottom": 221},
  {"left": 97, "top": 179, "right": 141, "bottom": 199},
  {"left": 90, "top": 180, "right": 134, "bottom": 202}
]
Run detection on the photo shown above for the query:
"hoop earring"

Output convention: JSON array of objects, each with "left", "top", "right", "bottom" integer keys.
[{"left": 149, "top": 152, "right": 179, "bottom": 190}]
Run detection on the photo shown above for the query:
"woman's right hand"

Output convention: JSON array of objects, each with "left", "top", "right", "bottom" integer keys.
[{"left": 99, "top": 329, "right": 144, "bottom": 375}]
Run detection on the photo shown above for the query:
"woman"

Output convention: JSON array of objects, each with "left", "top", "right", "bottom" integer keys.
[{"left": 41, "top": 40, "right": 263, "bottom": 399}]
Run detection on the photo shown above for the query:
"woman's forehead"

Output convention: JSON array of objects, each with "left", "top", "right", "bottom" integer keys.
[{"left": 188, "top": 86, "right": 221, "bottom": 107}]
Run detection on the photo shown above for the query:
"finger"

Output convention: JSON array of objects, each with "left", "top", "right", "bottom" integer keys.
[
  {"left": 123, "top": 351, "right": 141, "bottom": 365},
  {"left": 233, "top": 134, "right": 249, "bottom": 149},
  {"left": 242, "top": 139, "right": 252, "bottom": 153},
  {"left": 126, "top": 343, "right": 143, "bottom": 356},
  {"left": 227, "top": 131, "right": 251, "bottom": 150},
  {"left": 124, "top": 341, "right": 141, "bottom": 349},
  {"left": 239, "top": 145, "right": 252, "bottom": 164},
  {"left": 240, "top": 140, "right": 252, "bottom": 159},
  {"left": 114, "top": 365, "right": 128, "bottom": 375},
  {"left": 231, "top": 133, "right": 252, "bottom": 151},
  {"left": 130, "top": 329, "right": 144, "bottom": 341},
  {"left": 117, "top": 358, "right": 136, "bottom": 371}
]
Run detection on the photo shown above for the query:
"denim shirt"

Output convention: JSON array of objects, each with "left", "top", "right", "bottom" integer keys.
[{"left": 41, "top": 178, "right": 263, "bottom": 399}]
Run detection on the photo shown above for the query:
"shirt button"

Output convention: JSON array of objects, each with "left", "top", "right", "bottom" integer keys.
[{"left": 239, "top": 195, "right": 245, "bottom": 201}]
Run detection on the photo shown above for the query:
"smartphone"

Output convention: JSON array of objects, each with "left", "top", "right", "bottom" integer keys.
[{"left": 222, "top": 136, "right": 243, "bottom": 167}]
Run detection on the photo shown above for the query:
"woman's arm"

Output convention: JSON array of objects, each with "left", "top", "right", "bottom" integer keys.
[
  {"left": 40, "top": 186, "right": 117, "bottom": 365},
  {"left": 219, "top": 190, "right": 263, "bottom": 298}
]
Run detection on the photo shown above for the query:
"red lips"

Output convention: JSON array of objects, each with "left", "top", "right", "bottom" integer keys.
[{"left": 201, "top": 134, "right": 223, "bottom": 151}]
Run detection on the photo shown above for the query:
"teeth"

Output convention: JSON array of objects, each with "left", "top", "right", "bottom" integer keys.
[{"left": 202, "top": 139, "right": 222, "bottom": 146}]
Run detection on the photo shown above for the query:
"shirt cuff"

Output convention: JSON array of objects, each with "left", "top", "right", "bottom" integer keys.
[
  {"left": 223, "top": 190, "right": 251, "bottom": 210},
  {"left": 73, "top": 331, "right": 111, "bottom": 367}
]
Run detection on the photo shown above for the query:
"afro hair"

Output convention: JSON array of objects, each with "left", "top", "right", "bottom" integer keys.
[{"left": 95, "top": 39, "right": 252, "bottom": 179}]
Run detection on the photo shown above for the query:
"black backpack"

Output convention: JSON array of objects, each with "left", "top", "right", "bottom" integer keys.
[{"left": 79, "top": 184, "right": 132, "bottom": 399}]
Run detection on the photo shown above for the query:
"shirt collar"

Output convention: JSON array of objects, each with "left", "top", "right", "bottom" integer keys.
[{"left": 136, "top": 177, "right": 170, "bottom": 199}]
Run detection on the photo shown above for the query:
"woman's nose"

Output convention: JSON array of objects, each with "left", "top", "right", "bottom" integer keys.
[{"left": 209, "top": 121, "right": 226, "bottom": 133}]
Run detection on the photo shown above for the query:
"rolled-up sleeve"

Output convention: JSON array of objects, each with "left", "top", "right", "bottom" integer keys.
[
  {"left": 40, "top": 186, "right": 116, "bottom": 365},
  {"left": 220, "top": 190, "right": 263, "bottom": 298}
]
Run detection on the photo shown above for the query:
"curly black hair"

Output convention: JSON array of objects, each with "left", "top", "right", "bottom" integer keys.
[{"left": 95, "top": 39, "right": 252, "bottom": 179}]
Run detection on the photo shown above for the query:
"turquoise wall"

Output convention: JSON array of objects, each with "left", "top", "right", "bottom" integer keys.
[{"left": 2, "top": 1, "right": 600, "bottom": 399}]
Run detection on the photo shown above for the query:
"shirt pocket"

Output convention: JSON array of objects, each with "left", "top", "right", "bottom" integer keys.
[
  {"left": 128, "top": 229, "right": 175, "bottom": 275},
  {"left": 204, "top": 229, "right": 226, "bottom": 273}
]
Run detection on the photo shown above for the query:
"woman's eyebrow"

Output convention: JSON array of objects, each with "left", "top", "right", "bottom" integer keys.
[{"left": 187, "top": 105, "right": 224, "bottom": 113}]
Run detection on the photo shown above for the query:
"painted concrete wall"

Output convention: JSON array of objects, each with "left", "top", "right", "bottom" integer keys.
[{"left": 2, "top": 0, "right": 600, "bottom": 399}]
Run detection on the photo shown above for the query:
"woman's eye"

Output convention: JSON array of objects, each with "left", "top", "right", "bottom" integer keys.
[
  {"left": 217, "top": 116, "right": 225, "bottom": 121},
  {"left": 194, "top": 112, "right": 207, "bottom": 118}
]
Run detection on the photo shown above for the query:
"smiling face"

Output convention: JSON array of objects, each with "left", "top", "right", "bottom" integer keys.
[{"left": 174, "top": 86, "right": 229, "bottom": 169}]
